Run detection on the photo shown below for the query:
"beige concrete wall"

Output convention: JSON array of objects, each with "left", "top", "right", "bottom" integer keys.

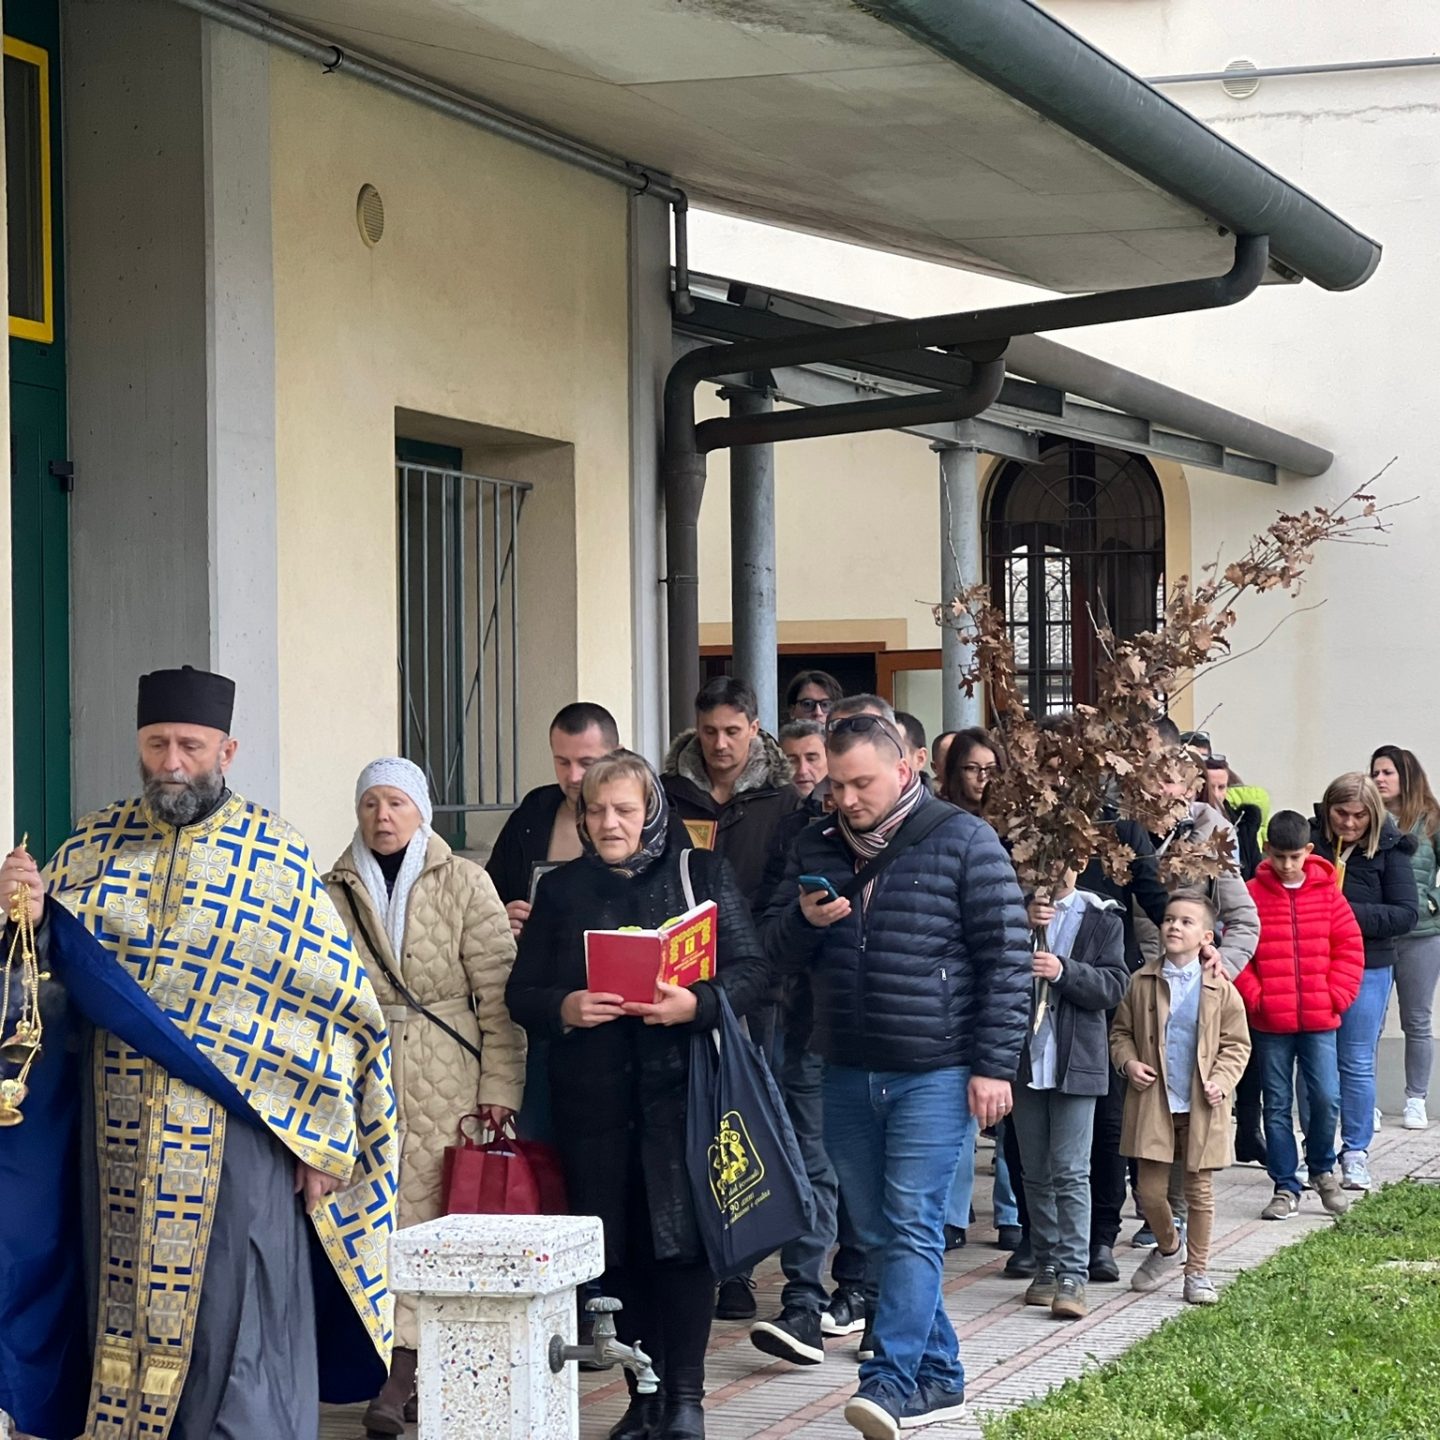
[{"left": 269, "top": 50, "right": 631, "bottom": 861}]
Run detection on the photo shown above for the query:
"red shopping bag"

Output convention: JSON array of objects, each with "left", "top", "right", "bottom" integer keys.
[
  {"left": 514, "top": 1138, "right": 569, "bottom": 1214},
  {"left": 442, "top": 1115, "right": 540, "bottom": 1216}
]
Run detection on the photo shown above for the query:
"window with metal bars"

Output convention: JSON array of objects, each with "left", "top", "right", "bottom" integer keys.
[
  {"left": 397, "top": 453, "right": 531, "bottom": 841},
  {"left": 984, "top": 440, "right": 1164, "bottom": 716}
]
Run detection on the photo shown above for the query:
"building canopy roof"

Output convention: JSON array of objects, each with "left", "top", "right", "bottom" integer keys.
[
  {"left": 267, "top": 0, "right": 1378, "bottom": 293},
  {"left": 678, "top": 271, "right": 1332, "bottom": 482}
]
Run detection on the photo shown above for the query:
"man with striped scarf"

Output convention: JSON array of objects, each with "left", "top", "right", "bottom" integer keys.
[{"left": 763, "top": 713, "right": 1031, "bottom": 1439}]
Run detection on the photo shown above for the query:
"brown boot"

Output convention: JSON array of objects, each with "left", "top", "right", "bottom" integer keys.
[{"left": 363, "top": 1346, "right": 417, "bottom": 1437}]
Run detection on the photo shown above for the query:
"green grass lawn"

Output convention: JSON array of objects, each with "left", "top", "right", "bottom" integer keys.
[{"left": 982, "top": 1180, "right": 1440, "bottom": 1440}]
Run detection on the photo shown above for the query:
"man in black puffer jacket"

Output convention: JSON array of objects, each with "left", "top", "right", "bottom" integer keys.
[{"left": 763, "top": 715, "right": 1030, "bottom": 1438}]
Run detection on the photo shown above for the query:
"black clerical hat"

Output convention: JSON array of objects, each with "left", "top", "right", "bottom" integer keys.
[{"left": 136, "top": 666, "right": 236, "bottom": 732}]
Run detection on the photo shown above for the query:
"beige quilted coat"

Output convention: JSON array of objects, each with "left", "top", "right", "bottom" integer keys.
[{"left": 325, "top": 835, "right": 526, "bottom": 1347}]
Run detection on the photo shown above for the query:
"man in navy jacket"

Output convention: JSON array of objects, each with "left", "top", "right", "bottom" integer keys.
[{"left": 764, "top": 715, "right": 1030, "bottom": 1439}]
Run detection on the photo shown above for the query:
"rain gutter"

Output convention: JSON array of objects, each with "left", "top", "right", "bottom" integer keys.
[{"left": 860, "top": 0, "right": 1382, "bottom": 292}]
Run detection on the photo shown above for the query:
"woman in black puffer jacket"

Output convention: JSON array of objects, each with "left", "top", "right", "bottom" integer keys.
[
  {"left": 506, "top": 750, "right": 769, "bottom": 1440},
  {"left": 1310, "top": 773, "right": 1419, "bottom": 1192}
]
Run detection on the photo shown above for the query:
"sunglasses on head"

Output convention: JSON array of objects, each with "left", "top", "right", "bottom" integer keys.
[
  {"left": 1203, "top": 754, "right": 1229, "bottom": 770},
  {"left": 827, "top": 713, "right": 905, "bottom": 757}
]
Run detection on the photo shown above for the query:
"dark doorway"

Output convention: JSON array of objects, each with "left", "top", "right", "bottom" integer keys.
[{"left": 697, "top": 645, "right": 882, "bottom": 728}]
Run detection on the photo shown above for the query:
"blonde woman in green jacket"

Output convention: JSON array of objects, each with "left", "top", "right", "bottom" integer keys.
[{"left": 1370, "top": 745, "right": 1440, "bottom": 1129}]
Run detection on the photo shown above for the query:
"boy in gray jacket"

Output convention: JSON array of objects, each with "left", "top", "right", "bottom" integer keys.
[{"left": 1012, "top": 871, "right": 1129, "bottom": 1320}]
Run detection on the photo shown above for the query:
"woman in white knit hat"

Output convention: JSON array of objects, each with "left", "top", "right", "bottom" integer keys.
[{"left": 325, "top": 756, "right": 526, "bottom": 1436}]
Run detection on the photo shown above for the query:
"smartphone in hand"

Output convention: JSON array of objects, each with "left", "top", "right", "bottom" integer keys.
[{"left": 798, "top": 874, "right": 841, "bottom": 903}]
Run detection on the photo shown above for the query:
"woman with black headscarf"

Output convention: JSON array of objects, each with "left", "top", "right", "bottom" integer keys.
[{"left": 506, "top": 749, "right": 770, "bottom": 1440}]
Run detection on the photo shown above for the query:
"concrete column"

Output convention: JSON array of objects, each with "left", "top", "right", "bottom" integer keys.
[
  {"left": 626, "top": 189, "right": 672, "bottom": 762},
  {"left": 203, "top": 20, "right": 281, "bottom": 806},
  {"left": 391, "top": 1213, "right": 605, "bottom": 1439},
  {"left": 720, "top": 385, "right": 777, "bottom": 732},
  {"left": 935, "top": 440, "right": 984, "bottom": 731},
  {"left": 66, "top": 0, "right": 210, "bottom": 812},
  {"left": 65, "top": 0, "right": 282, "bottom": 812}
]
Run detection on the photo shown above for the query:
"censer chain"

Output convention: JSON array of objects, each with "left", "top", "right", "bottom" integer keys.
[{"left": 0, "top": 837, "right": 45, "bottom": 1125}]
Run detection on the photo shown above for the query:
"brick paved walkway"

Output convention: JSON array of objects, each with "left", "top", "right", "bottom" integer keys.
[{"left": 321, "top": 1121, "right": 1440, "bottom": 1439}]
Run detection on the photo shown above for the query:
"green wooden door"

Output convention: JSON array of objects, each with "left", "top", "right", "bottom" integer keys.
[
  {"left": 9, "top": 380, "right": 69, "bottom": 854},
  {"left": 7, "top": 0, "right": 69, "bottom": 855}
]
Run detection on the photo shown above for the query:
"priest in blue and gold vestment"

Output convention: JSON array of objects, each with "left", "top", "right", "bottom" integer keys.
[{"left": 0, "top": 666, "right": 398, "bottom": 1440}]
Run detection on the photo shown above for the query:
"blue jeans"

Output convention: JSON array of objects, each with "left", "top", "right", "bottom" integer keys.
[
  {"left": 824, "top": 1065, "right": 969, "bottom": 1400},
  {"left": 992, "top": 1122, "right": 1020, "bottom": 1229},
  {"left": 1337, "top": 966, "right": 1393, "bottom": 1158},
  {"left": 944, "top": 1113, "right": 979, "bottom": 1229},
  {"left": 1256, "top": 1030, "right": 1341, "bottom": 1194}
]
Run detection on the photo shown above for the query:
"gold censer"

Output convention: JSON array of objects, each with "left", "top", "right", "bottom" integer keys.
[{"left": 0, "top": 837, "right": 46, "bottom": 1126}]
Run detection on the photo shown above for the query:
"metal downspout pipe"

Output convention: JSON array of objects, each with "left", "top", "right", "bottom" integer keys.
[
  {"left": 165, "top": 0, "right": 695, "bottom": 310},
  {"left": 661, "top": 234, "right": 1270, "bottom": 735},
  {"left": 721, "top": 385, "right": 778, "bottom": 730}
]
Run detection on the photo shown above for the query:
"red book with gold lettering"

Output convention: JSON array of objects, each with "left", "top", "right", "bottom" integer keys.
[{"left": 584, "top": 900, "right": 718, "bottom": 1004}]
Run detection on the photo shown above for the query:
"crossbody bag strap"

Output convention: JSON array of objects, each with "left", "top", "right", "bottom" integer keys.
[
  {"left": 681, "top": 846, "right": 696, "bottom": 911},
  {"left": 339, "top": 885, "right": 485, "bottom": 1067},
  {"left": 837, "top": 800, "right": 959, "bottom": 901}
]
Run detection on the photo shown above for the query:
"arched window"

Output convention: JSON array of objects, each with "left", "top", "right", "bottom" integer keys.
[{"left": 984, "top": 440, "right": 1164, "bottom": 715}]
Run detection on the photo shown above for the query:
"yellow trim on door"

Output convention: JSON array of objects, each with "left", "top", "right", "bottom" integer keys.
[{"left": 5, "top": 33, "right": 55, "bottom": 345}]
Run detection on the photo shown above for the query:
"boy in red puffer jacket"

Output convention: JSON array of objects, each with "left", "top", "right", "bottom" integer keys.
[{"left": 1237, "top": 811, "right": 1366, "bottom": 1220}]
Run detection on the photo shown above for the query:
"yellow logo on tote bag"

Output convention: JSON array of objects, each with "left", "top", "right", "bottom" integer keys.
[{"left": 708, "top": 1110, "right": 766, "bottom": 1217}]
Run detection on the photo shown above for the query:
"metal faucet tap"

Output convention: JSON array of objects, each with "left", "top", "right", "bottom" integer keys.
[{"left": 548, "top": 1297, "right": 659, "bottom": 1393}]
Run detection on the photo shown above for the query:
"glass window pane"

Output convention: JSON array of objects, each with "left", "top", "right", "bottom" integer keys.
[
  {"left": 5, "top": 50, "right": 47, "bottom": 328},
  {"left": 986, "top": 443, "right": 1163, "bottom": 708}
]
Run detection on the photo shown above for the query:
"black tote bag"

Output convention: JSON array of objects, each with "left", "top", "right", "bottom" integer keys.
[{"left": 685, "top": 988, "right": 815, "bottom": 1279}]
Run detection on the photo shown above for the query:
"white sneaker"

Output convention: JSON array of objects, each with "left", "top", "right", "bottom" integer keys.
[
  {"left": 1341, "top": 1153, "right": 1373, "bottom": 1191},
  {"left": 1403, "top": 1097, "right": 1430, "bottom": 1130},
  {"left": 1374, "top": 1107, "right": 1384, "bottom": 1131},
  {"left": 1182, "top": 1274, "right": 1219, "bottom": 1306}
]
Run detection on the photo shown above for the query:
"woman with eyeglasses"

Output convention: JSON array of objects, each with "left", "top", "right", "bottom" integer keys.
[
  {"left": 940, "top": 727, "right": 1003, "bottom": 817},
  {"left": 786, "top": 669, "right": 844, "bottom": 722},
  {"left": 1370, "top": 745, "right": 1440, "bottom": 1130},
  {"left": 1310, "top": 773, "right": 1420, "bottom": 1190},
  {"left": 935, "top": 726, "right": 1025, "bottom": 1257}
]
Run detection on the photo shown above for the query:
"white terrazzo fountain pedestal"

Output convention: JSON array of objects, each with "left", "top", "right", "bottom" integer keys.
[{"left": 391, "top": 1212, "right": 605, "bottom": 1439}]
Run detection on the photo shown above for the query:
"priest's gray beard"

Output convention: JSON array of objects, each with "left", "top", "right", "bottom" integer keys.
[{"left": 140, "top": 760, "right": 226, "bottom": 827}]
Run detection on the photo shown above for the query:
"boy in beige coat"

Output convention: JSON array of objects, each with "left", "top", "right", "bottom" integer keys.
[{"left": 1110, "top": 892, "right": 1252, "bottom": 1305}]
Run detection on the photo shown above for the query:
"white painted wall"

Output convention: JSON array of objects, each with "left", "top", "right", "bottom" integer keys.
[{"left": 688, "top": 0, "right": 1437, "bottom": 820}]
